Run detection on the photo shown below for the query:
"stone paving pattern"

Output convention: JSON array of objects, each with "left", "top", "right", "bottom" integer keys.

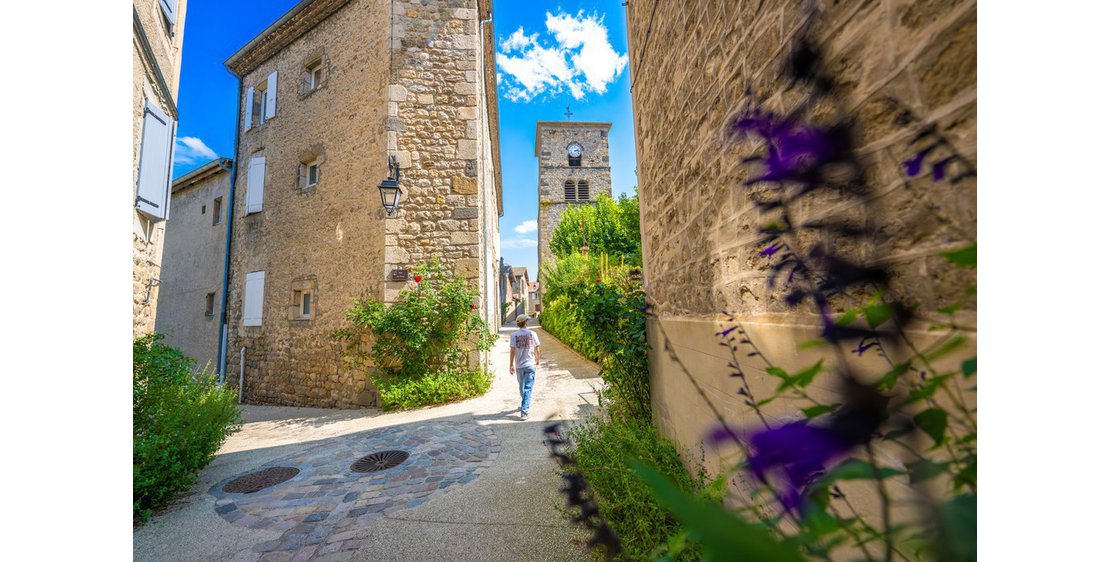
[{"left": 209, "top": 420, "right": 499, "bottom": 561}]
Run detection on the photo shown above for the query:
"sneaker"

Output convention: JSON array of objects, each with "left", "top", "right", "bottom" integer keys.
[{"left": 520, "top": 412, "right": 529, "bottom": 421}]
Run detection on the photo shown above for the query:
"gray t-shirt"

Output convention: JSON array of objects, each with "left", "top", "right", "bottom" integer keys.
[{"left": 510, "top": 328, "right": 540, "bottom": 370}]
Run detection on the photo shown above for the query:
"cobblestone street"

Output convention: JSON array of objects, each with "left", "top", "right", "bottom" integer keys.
[{"left": 134, "top": 322, "right": 602, "bottom": 561}]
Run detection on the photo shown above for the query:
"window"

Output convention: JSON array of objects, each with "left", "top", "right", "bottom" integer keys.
[
  {"left": 205, "top": 292, "right": 215, "bottom": 317},
  {"left": 243, "top": 271, "right": 265, "bottom": 326},
  {"left": 158, "top": 0, "right": 177, "bottom": 34},
  {"left": 136, "top": 100, "right": 175, "bottom": 221},
  {"left": 306, "top": 59, "right": 324, "bottom": 92},
  {"left": 201, "top": 205, "right": 206, "bottom": 215},
  {"left": 244, "top": 71, "right": 277, "bottom": 131},
  {"left": 212, "top": 197, "right": 223, "bottom": 226},
  {"left": 577, "top": 180, "right": 589, "bottom": 200},
  {"left": 299, "top": 159, "right": 321, "bottom": 189},
  {"left": 293, "top": 289, "right": 313, "bottom": 320},
  {"left": 564, "top": 180, "right": 576, "bottom": 200}
]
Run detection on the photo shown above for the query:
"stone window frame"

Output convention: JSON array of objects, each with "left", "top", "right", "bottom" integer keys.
[
  {"left": 298, "top": 50, "right": 330, "bottom": 99},
  {"left": 289, "top": 276, "right": 318, "bottom": 322},
  {"left": 295, "top": 145, "right": 327, "bottom": 192}
]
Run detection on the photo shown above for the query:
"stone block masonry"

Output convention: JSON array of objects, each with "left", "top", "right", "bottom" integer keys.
[
  {"left": 221, "top": 0, "right": 501, "bottom": 408},
  {"left": 625, "top": 0, "right": 976, "bottom": 537}
]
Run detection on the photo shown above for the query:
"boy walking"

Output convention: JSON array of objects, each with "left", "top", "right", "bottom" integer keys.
[{"left": 508, "top": 314, "right": 540, "bottom": 420}]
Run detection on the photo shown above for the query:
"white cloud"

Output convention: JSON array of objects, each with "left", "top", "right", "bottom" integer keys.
[
  {"left": 514, "top": 220, "right": 537, "bottom": 234},
  {"left": 496, "top": 11, "right": 628, "bottom": 102},
  {"left": 174, "top": 136, "right": 218, "bottom": 165},
  {"left": 501, "top": 236, "right": 538, "bottom": 249}
]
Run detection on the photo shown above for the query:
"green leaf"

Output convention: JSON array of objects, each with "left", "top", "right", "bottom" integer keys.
[
  {"left": 835, "top": 309, "right": 860, "bottom": 327},
  {"left": 933, "top": 494, "right": 976, "bottom": 562},
  {"left": 907, "top": 373, "right": 954, "bottom": 404},
  {"left": 820, "top": 458, "right": 905, "bottom": 483},
  {"left": 801, "top": 404, "right": 838, "bottom": 419},
  {"left": 940, "top": 243, "right": 976, "bottom": 268},
  {"left": 794, "top": 360, "right": 823, "bottom": 388},
  {"left": 924, "top": 336, "right": 967, "bottom": 361},
  {"left": 907, "top": 459, "right": 950, "bottom": 484},
  {"left": 765, "top": 367, "right": 789, "bottom": 380},
  {"left": 631, "top": 460, "right": 807, "bottom": 562},
  {"left": 876, "top": 362, "right": 911, "bottom": 391},
  {"left": 914, "top": 408, "right": 948, "bottom": 447},
  {"left": 862, "top": 302, "right": 894, "bottom": 329},
  {"left": 961, "top": 357, "right": 976, "bottom": 378}
]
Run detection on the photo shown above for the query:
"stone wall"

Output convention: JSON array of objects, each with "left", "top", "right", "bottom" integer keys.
[
  {"left": 535, "top": 122, "right": 612, "bottom": 280},
  {"left": 156, "top": 163, "right": 230, "bottom": 368},
  {"left": 225, "top": 0, "right": 392, "bottom": 408},
  {"left": 133, "top": 0, "right": 187, "bottom": 336},
  {"left": 626, "top": 0, "right": 976, "bottom": 523},
  {"left": 222, "top": 0, "right": 501, "bottom": 407}
]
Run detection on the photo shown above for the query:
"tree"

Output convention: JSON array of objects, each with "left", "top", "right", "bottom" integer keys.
[{"left": 549, "top": 192, "right": 642, "bottom": 265}]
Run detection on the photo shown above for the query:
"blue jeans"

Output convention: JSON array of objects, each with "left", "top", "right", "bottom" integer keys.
[{"left": 516, "top": 366, "right": 536, "bottom": 414}]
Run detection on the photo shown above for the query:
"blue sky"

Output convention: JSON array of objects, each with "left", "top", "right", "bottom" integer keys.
[{"left": 172, "top": 0, "right": 637, "bottom": 278}]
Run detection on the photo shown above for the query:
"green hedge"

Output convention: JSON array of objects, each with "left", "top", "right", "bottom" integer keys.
[
  {"left": 134, "top": 334, "right": 241, "bottom": 522},
  {"left": 373, "top": 367, "right": 492, "bottom": 411},
  {"left": 569, "top": 415, "right": 720, "bottom": 560}
]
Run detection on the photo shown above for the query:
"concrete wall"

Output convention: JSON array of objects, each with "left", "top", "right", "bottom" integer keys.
[
  {"left": 156, "top": 164, "right": 230, "bottom": 368},
  {"left": 224, "top": 0, "right": 502, "bottom": 407},
  {"left": 535, "top": 122, "right": 612, "bottom": 281},
  {"left": 625, "top": 0, "right": 976, "bottom": 520},
  {"left": 133, "top": 0, "right": 187, "bottom": 336}
]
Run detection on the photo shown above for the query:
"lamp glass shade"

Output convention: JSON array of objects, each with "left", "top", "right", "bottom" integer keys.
[{"left": 378, "top": 179, "right": 402, "bottom": 213}]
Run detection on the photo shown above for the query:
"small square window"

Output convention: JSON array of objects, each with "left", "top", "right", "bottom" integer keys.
[
  {"left": 212, "top": 197, "right": 223, "bottom": 226},
  {"left": 293, "top": 289, "right": 313, "bottom": 320},
  {"left": 308, "top": 164, "right": 319, "bottom": 187},
  {"left": 309, "top": 62, "right": 323, "bottom": 90},
  {"left": 205, "top": 292, "right": 215, "bottom": 317},
  {"left": 201, "top": 204, "right": 206, "bottom": 215}
]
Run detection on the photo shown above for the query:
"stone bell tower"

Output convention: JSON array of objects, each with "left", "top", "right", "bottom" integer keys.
[{"left": 535, "top": 121, "right": 613, "bottom": 287}]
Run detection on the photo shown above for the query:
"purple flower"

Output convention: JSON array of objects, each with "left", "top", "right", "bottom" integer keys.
[
  {"left": 760, "top": 243, "right": 783, "bottom": 256},
  {"left": 931, "top": 156, "right": 955, "bottom": 181},
  {"left": 709, "top": 421, "right": 852, "bottom": 513},
  {"left": 716, "top": 326, "right": 738, "bottom": 337}
]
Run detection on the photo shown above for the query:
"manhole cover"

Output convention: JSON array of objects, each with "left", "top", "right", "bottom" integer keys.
[
  {"left": 222, "top": 467, "right": 300, "bottom": 494},
  {"left": 351, "top": 450, "right": 410, "bottom": 473}
]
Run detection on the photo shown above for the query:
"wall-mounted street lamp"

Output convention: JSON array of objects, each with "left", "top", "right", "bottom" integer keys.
[{"left": 378, "top": 155, "right": 403, "bottom": 217}]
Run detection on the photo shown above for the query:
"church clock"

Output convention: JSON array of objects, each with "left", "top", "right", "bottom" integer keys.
[{"left": 567, "top": 143, "right": 582, "bottom": 158}]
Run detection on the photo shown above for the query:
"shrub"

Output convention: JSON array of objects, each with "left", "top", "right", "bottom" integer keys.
[
  {"left": 134, "top": 333, "right": 241, "bottom": 523},
  {"left": 374, "top": 367, "right": 492, "bottom": 411},
  {"left": 549, "top": 192, "right": 642, "bottom": 264},
  {"left": 568, "top": 414, "right": 720, "bottom": 560},
  {"left": 334, "top": 261, "right": 497, "bottom": 409}
]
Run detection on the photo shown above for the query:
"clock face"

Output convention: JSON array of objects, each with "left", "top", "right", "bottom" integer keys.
[{"left": 567, "top": 143, "right": 582, "bottom": 158}]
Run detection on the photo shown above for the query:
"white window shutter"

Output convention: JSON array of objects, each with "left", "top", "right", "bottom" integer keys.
[
  {"left": 244, "top": 87, "right": 254, "bottom": 131},
  {"left": 298, "top": 163, "right": 307, "bottom": 189},
  {"left": 243, "top": 271, "right": 265, "bottom": 326},
  {"left": 159, "top": 0, "right": 176, "bottom": 23},
  {"left": 135, "top": 101, "right": 175, "bottom": 221},
  {"left": 246, "top": 156, "right": 266, "bottom": 214},
  {"left": 265, "top": 71, "right": 278, "bottom": 118}
]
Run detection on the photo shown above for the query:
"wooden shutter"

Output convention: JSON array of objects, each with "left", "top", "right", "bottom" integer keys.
[
  {"left": 135, "top": 100, "right": 175, "bottom": 221},
  {"left": 244, "top": 87, "right": 254, "bottom": 131},
  {"left": 564, "top": 181, "right": 576, "bottom": 200},
  {"left": 159, "top": 0, "right": 176, "bottom": 24},
  {"left": 246, "top": 156, "right": 266, "bottom": 214},
  {"left": 578, "top": 181, "right": 589, "bottom": 200},
  {"left": 265, "top": 71, "right": 278, "bottom": 118},
  {"left": 243, "top": 271, "right": 265, "bottom": 326}
]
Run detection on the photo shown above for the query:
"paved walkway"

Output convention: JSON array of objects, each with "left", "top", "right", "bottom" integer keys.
[{"left": 134, "top": 322, "right": 602, "bottom": 562}]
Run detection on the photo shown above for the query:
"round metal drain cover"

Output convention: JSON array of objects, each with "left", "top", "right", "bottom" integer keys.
[
  {"left": 222, "top": 467, "right": 300, "bottom": 494},
  {"left": 351, "top": 450, "right": 410, "bottom": 473}
]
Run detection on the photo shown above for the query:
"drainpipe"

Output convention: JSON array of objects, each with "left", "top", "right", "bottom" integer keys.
[{"left": 216, "top": 77, "right": 244, "bottom": 384}]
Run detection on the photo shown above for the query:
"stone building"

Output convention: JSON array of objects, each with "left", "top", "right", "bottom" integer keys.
[
  {"left": 221, "top": 0, "right": 502, "bottom": 407},
  {"left": 155, "top": 158, "right": 232, "bottom": 368},
  {"left": 133, "top": 0, "right": 188, "bottom": 335},
  {"left": 625, "top": 0, "right": 975, "bottom": 527},
  {"left": 535, "top": 121, "right": 612, "bottom": 286}
]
